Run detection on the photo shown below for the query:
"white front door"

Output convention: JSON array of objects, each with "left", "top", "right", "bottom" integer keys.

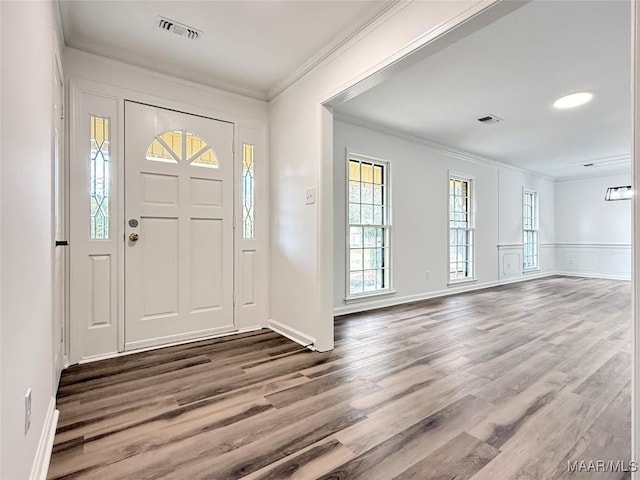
[{"left": 124, "top": 101, "right": 235, "bottom": 349}]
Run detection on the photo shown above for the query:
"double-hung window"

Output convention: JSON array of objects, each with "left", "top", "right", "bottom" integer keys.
[
  {"left": 523, "top": 190, "right": 539, "bottom": 271},
  {"left": 347, "top": 155, "right": 390, "bottom": 298},
  {"left": 449, "top": 175, "right": 474, "bottom": 282}
]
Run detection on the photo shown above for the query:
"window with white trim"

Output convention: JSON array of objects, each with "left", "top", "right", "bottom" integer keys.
[
  {"left": 347, "top": 156, "right": 390, "bottom": 297},
  {"left": 449, "top": 175, "right": 474, "bottom": 281},
  {"left": 523, "top": 190, "right": 539, "bottom": 271}
]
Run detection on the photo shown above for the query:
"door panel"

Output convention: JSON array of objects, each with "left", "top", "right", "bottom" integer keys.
[
  {"left": 190, "top": 218, "right": 224, "bottom": 310},
  {"left": 124, "top": 101, "right": 235, "bottom": 349},
  {"left": 88, "top": 254, "right": 112, "bottom": 326},
  {"left": 141, "top": 217, "right": 179, "bottom": 316}
]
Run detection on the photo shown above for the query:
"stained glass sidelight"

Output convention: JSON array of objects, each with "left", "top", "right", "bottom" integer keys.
[
  {"left": 90, "top": 115, "right": 110, "bottom": 240},
  {"left": 242, "top": 144, "right": 255, "bottom": 239}
]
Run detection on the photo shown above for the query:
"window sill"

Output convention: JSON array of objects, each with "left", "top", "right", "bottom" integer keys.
[
  {"left": 345, "top": 290, "right": 397, "bottom": 304},
  {"left": 447, "top": 277, "right": 477, "bottom": 287},
  {"left": 523, "top": 268, "right": 541, "bottom": 274}
]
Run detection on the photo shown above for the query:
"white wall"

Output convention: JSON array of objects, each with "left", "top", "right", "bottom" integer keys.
[
  {"left": 333, "top": 121, "right": 499, "bottom": 311},
  {"left": 269, "top": 0, "right": 494, "bottom": 350},
  {"left": 333, "top": 120, "right": 557, "bottom": 313},
  {"left": 555, "top": 172, "right": 632, "bottom": 279},
  {"left": 556, "top": 172, "right": 631, "bottom": 244},
  {"left": 1, "top": 1, "right": 61, "bottom": 478}
]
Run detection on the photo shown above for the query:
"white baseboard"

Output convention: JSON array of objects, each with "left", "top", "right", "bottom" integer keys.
[
  {"left": 556, "top": 271, "right": 631, "bottom": 281},
  {"left": 268, "top": 319, "right": 316, "bottom": 350},
  {"left": 30, "top": 397, "right": 59, "bottom": 480},
  {"left": 334, "top": 272, "right": 558, "bottom": 316},
  {"left": 499, "top": 270, "right": 557, "bottom": 285}
]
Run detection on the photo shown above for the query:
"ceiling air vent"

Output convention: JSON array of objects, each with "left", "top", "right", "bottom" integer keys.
[
  {"left": 157, "top": 16, "right": 201, "bottom": 40},
  {"left": 477, "top": 114, "right": 503, "bottom": 125}
]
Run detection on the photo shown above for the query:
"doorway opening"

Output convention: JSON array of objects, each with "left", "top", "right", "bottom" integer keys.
[{"left": 323, "top": 0, "right": 634, "bottom": 473}]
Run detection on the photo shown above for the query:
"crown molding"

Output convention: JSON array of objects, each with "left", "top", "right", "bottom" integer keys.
[
  {"left": 267, "top": 1, "right": 408, "bottom": 101},
  {"left": 63, "top": 46, "right": 269, "bottom": 107},
  {"left": 64, "top": 38, "right": 269, "bottom": 101},
  {"left": 550, "top": 153, "right": 631, "bottom": 181},
  {"left": 552, "top": 153, "right": 632, "bottom": 173},
  {"left": 334, "top": 113, "right": 557, "bottom": 181},
  {"left": 576, "top": 153, "right": 631, "bottom": 167},
  {"left": 334, "top": 114, "right": 633, "bottom": 183},
  {"left": 554, "top": 167, "right": 632, "bottom": 183}
]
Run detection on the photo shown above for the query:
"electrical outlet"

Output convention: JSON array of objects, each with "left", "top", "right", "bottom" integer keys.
[
  {"left": 425, "top": 270, "right": 430, "bottom": 280},
  {"left": 25, "top": 388, "right": 32, "bottom": 434}
]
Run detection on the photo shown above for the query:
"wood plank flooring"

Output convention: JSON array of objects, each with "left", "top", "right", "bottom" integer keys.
[{"left": 49, "top": 276, "right": 631, "bottom": 480}]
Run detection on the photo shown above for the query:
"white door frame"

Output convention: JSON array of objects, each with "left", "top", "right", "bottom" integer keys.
[
  {"left": 68, "top": 77, "right": 268, "bottom": 364},
  {"left": 52, "top": 34, "right": 68, "bottom": 382},
  {"left": 632, "top": 0, "right": 639, "bottom": 467}
]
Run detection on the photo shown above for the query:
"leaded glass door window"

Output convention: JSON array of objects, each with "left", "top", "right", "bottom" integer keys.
[{"left": 145, "top": 130, "right": 219, "bottom": 167}]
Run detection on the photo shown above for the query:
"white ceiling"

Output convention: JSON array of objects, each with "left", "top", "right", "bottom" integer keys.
[
  {"left": 335, "top": 1, "right": 631, "bottom": 179},
  {"left": 59, "top": 0, "right": 388, "bottom": 100}
]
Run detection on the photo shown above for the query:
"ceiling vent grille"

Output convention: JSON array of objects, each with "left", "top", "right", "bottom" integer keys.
[
  {"left": 477, "top": 114, "right": 503, "bottom": 125},
  {"left": 157, "top": 16, "right": 201, "bottom": 40}
]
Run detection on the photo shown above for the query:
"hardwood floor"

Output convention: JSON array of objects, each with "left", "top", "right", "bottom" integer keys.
[{"left": 49, "top": 276, "right": 631, "bottom": 480}]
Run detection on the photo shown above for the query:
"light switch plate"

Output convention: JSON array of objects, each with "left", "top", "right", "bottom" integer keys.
[{"left": 305, "top": 188, "right": 316, "bottom": 205}]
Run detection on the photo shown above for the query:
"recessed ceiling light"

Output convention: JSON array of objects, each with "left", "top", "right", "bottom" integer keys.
[{"left": 553, "top": 92, "right": 593, "bottom": 109}]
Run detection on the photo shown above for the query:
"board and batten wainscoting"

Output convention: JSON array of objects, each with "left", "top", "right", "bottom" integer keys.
[
  {"left": 497, "top": 243, "right": 555, "bottom": 284},
  {"left": 338, "top": 242, "right": 630, "bottom": 316},
  {"left": 554, "top": 243, "right": 632, "bottom": 280}
]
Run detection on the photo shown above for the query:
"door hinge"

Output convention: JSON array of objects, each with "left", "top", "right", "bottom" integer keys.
[
  {"left": 232, "top": 216, "right": 236, "bottom": 229},
  {"left": 233, "top": 293, "right": 236, "bottom": 307}
]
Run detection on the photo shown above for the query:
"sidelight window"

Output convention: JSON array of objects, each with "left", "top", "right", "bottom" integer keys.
[
  {"left": 242, "top": 144, "right": 255, "bottom": 239},
  {"left": 90, "top": 115, "right": 111, "bottom": 240}
]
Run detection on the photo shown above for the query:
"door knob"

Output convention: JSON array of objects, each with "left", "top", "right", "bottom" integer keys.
[{"left": 129, "top": 233, "right": 139, "bottom": 242}]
